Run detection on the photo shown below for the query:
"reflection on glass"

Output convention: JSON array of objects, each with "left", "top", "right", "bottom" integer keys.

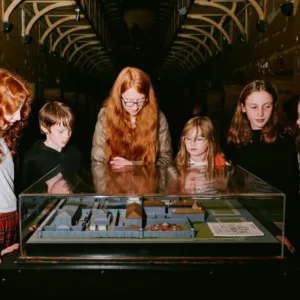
[
  {"left": 183, "top": 167, "right": 215, "bottom": 193},
  {"left": 92, "top": 165, "right": 159, "bottom": 195},
  {"left": 21, "top": 165, "right": 73, "bottom": 195},
  {"left": 20, "top": 164, "right": 281, "bottom": 196},
  {"left": 175, "top": 166, "right": 232, "bottom": 194},
  {"left": 46, "top": 172, "right": 71, "bottom": 194},
  {"left": 225, "top": 166, "right": 269, "bottom": 193}
]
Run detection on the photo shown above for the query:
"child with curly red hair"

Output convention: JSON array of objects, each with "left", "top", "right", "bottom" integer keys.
[{"left": 0, "top": 68, "right": 32, "bottom": 247}]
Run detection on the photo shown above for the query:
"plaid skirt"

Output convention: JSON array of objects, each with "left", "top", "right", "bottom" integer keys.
[{"left": 0, "top": 210, "right": 18, "bottom": 248}]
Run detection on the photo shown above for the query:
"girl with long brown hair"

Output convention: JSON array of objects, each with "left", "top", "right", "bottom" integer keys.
[
  {"left": 91, "top": 67, "right": 173, "bottom": 168},
  {"left": 0, "top": 68, "right": 32, "bottom": 248},
  {"left": 226, "top": 79, "right": 299, "bottom": 253},
  {"left": 226, "top": 79, "right": 297, "bottom": 189}
]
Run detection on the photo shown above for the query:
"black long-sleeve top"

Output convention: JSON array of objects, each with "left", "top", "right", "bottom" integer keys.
[
  {"left": 22, "top": 140, "right": 82, "bottom": 190},
  {"left": 225, "top": 130, "right": 299, "bottom": 244},
  {"left": 226, "top": 130, "right": 299, "bottom": 199}
]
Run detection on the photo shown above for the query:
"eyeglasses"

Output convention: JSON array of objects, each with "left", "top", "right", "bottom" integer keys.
[
  {"left": 182, "top": 136, "right": 206, "bottom": 144},
  {"left": 122, "top": 97, "right": 147, "bottom": 107}
]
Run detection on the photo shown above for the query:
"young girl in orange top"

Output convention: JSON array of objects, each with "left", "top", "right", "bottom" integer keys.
[
  {"left": 173, "top": 116, "right": 229, "bottom": 194},
  {"left": 175, "top": 116, "right": 227, "bottom": 171}
]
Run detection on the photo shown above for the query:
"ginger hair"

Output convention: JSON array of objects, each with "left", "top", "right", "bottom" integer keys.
[
  {"left": 0, "top": 69, "right": 32, "bottom": 162},
  {"left": 104, "top": 67, "right": 158, "bottom": 164},
  {"left": 105, "top": 165, "right": 157, "bottom": 194}
]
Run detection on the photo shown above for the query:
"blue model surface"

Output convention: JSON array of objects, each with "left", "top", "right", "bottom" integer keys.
[{"left": 35, "top": 197, "right": 205, "bottom": 239}]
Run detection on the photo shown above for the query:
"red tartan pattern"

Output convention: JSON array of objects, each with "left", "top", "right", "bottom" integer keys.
[{"left": 0, "top": 211, "right": 18, "bottom": 248}]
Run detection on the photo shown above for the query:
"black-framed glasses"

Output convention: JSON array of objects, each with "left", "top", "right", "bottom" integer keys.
[
  {"left": 122, "top": 97, "right": 147, "bottom": 107},
  {"left": 182, "top": 136, "right": 206, "bottom": 144}
]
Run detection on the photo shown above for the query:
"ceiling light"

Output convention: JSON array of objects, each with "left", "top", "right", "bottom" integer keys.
[
  {"left": 178, "top": 7, "right": 187, "bottom": 16},
  {"left": 75, "top": 7, "right": 80, "bottom": 22},
  {"left": 2, "top": 22, "right": 13, "bottom": 33},
  {"left": 256, "top": 20, "right": 268, "bottom": 33},
  {"left": 239, "top": 34, "right": 247, "bottom": 43},
  {"left": 23, "top": 34, "right": 32, "bottom": 44},
  {"left": 280, "top": 1, "right": 294, "bottom": 17}
]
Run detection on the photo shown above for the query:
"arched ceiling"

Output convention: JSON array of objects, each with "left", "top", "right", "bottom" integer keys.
[
  {"left": 162, "top": 0, "right": 266, "bottom": 79},
  {"left": 2, "top": 0, "right": 114, "bottom": 80},
  {"left": 2, "top": 0, "right": 294, "bottom": 81}
]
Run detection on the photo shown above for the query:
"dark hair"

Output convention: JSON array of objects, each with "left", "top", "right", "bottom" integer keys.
[
  {"left": 282, "top": 95, "right": 300, "bottom": 153},
  {"left": 282, "top": 94, "right": 300, "bottom": 125}
]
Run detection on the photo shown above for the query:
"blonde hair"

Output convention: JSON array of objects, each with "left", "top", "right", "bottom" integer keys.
[
  {"left": 104, "top": 66, "right": 159, "bottom": 164},
  {"left": 39, "top": 100, "right": 74, "bottom": 133},
  {"left": 175, "top": 116, "right": 219, "bottom": 174}
]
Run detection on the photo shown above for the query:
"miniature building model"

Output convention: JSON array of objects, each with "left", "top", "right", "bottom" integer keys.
[
  {"left": 90, "top": 209, "right": 110, "bottom": 231},
  {"left": 127, "top": 197, "right": 141, "bottom": 205},
  {"left": 143, "top": 200, "right": 165, "bottom": 218},
  {"left": 36, "top": 197, "right": 205, "bottom": 239},
  {"left": 55, "top": 205, "right": 80, "bottom": 226},
  {"left": 170, "top": 200, "right": 195, "bottom": 207},
  {"left": 125, "top": 202, "right": 142, "bottom": 228},
  {"left": 56, "top": 224, "right": 70, "bottom": 231},
  {"left": 170, "top": 200, "right": 205, "bottom": 222}
]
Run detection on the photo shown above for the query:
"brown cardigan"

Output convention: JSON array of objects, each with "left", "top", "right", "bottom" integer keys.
[{"left": 91, "top": 108, "right": 173, "bottom": 168}]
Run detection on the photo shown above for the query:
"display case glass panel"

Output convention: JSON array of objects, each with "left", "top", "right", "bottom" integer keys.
[{"left": 19, "top": 164, "right": 286, "bottom": 261}]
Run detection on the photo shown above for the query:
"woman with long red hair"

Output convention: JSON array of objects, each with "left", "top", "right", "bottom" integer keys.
[
  {"left": 0, "top": 69, "right": 32, "bottom": 248},
  {"left": 91, "top": 67, "right": 173, "bottom": 168}
]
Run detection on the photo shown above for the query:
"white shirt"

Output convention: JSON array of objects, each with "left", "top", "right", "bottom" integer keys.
[
  {"left": 0, "top": 138, "right": 17, "bottom": 213},
  {"left": 189, "top": 159, "right": 208, "bottom": 166}
]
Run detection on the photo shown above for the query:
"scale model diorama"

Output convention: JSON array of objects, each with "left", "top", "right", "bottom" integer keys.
[
  {"left": 18, "top": 166, "right": 284, "bottom": 259},
  {"left": 27, "top": 197, "right": 206, "bottom": 239},
  {"left": 19, "top": 194, "right": 283, "bottom": 260},
  {"left": 22, "top": 194, "right": 279, "bottom": 244}
]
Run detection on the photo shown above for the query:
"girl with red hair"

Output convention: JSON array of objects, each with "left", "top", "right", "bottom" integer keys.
[
  {"left": 0, "top": 69, "right": 32, "bottom": 248},
  {"left": 91, "top": 67, "right": 173, "bottom": 168}
]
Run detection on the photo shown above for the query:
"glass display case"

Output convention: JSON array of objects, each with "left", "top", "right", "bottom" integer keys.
[{"left": 18, "top": 164, "right": 286, "bottom": 262}]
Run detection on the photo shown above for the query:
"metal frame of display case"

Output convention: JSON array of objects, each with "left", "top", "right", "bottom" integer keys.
[{"left": 16, "top": 164, "right": 287, "bottom": 262}]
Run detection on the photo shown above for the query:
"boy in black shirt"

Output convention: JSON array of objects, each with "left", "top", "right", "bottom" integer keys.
[{"left": 22, "top": 100, "right": 82, "bottom": 190}]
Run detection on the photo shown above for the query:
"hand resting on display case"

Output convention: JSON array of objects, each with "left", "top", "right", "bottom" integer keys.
[
  {"left": 176, "top": 166, "right": 231, "bottom": 194},
  {"left": 0, "top": 243, "right": 19, "bottom": 263},
  {"left": 46, "top": 172, "right": 71, "bottom": 194}
]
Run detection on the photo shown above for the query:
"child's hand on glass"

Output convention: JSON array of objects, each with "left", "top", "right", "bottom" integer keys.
[{"left": 214, "top": 168, "right": 230, "bottom": 191}]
